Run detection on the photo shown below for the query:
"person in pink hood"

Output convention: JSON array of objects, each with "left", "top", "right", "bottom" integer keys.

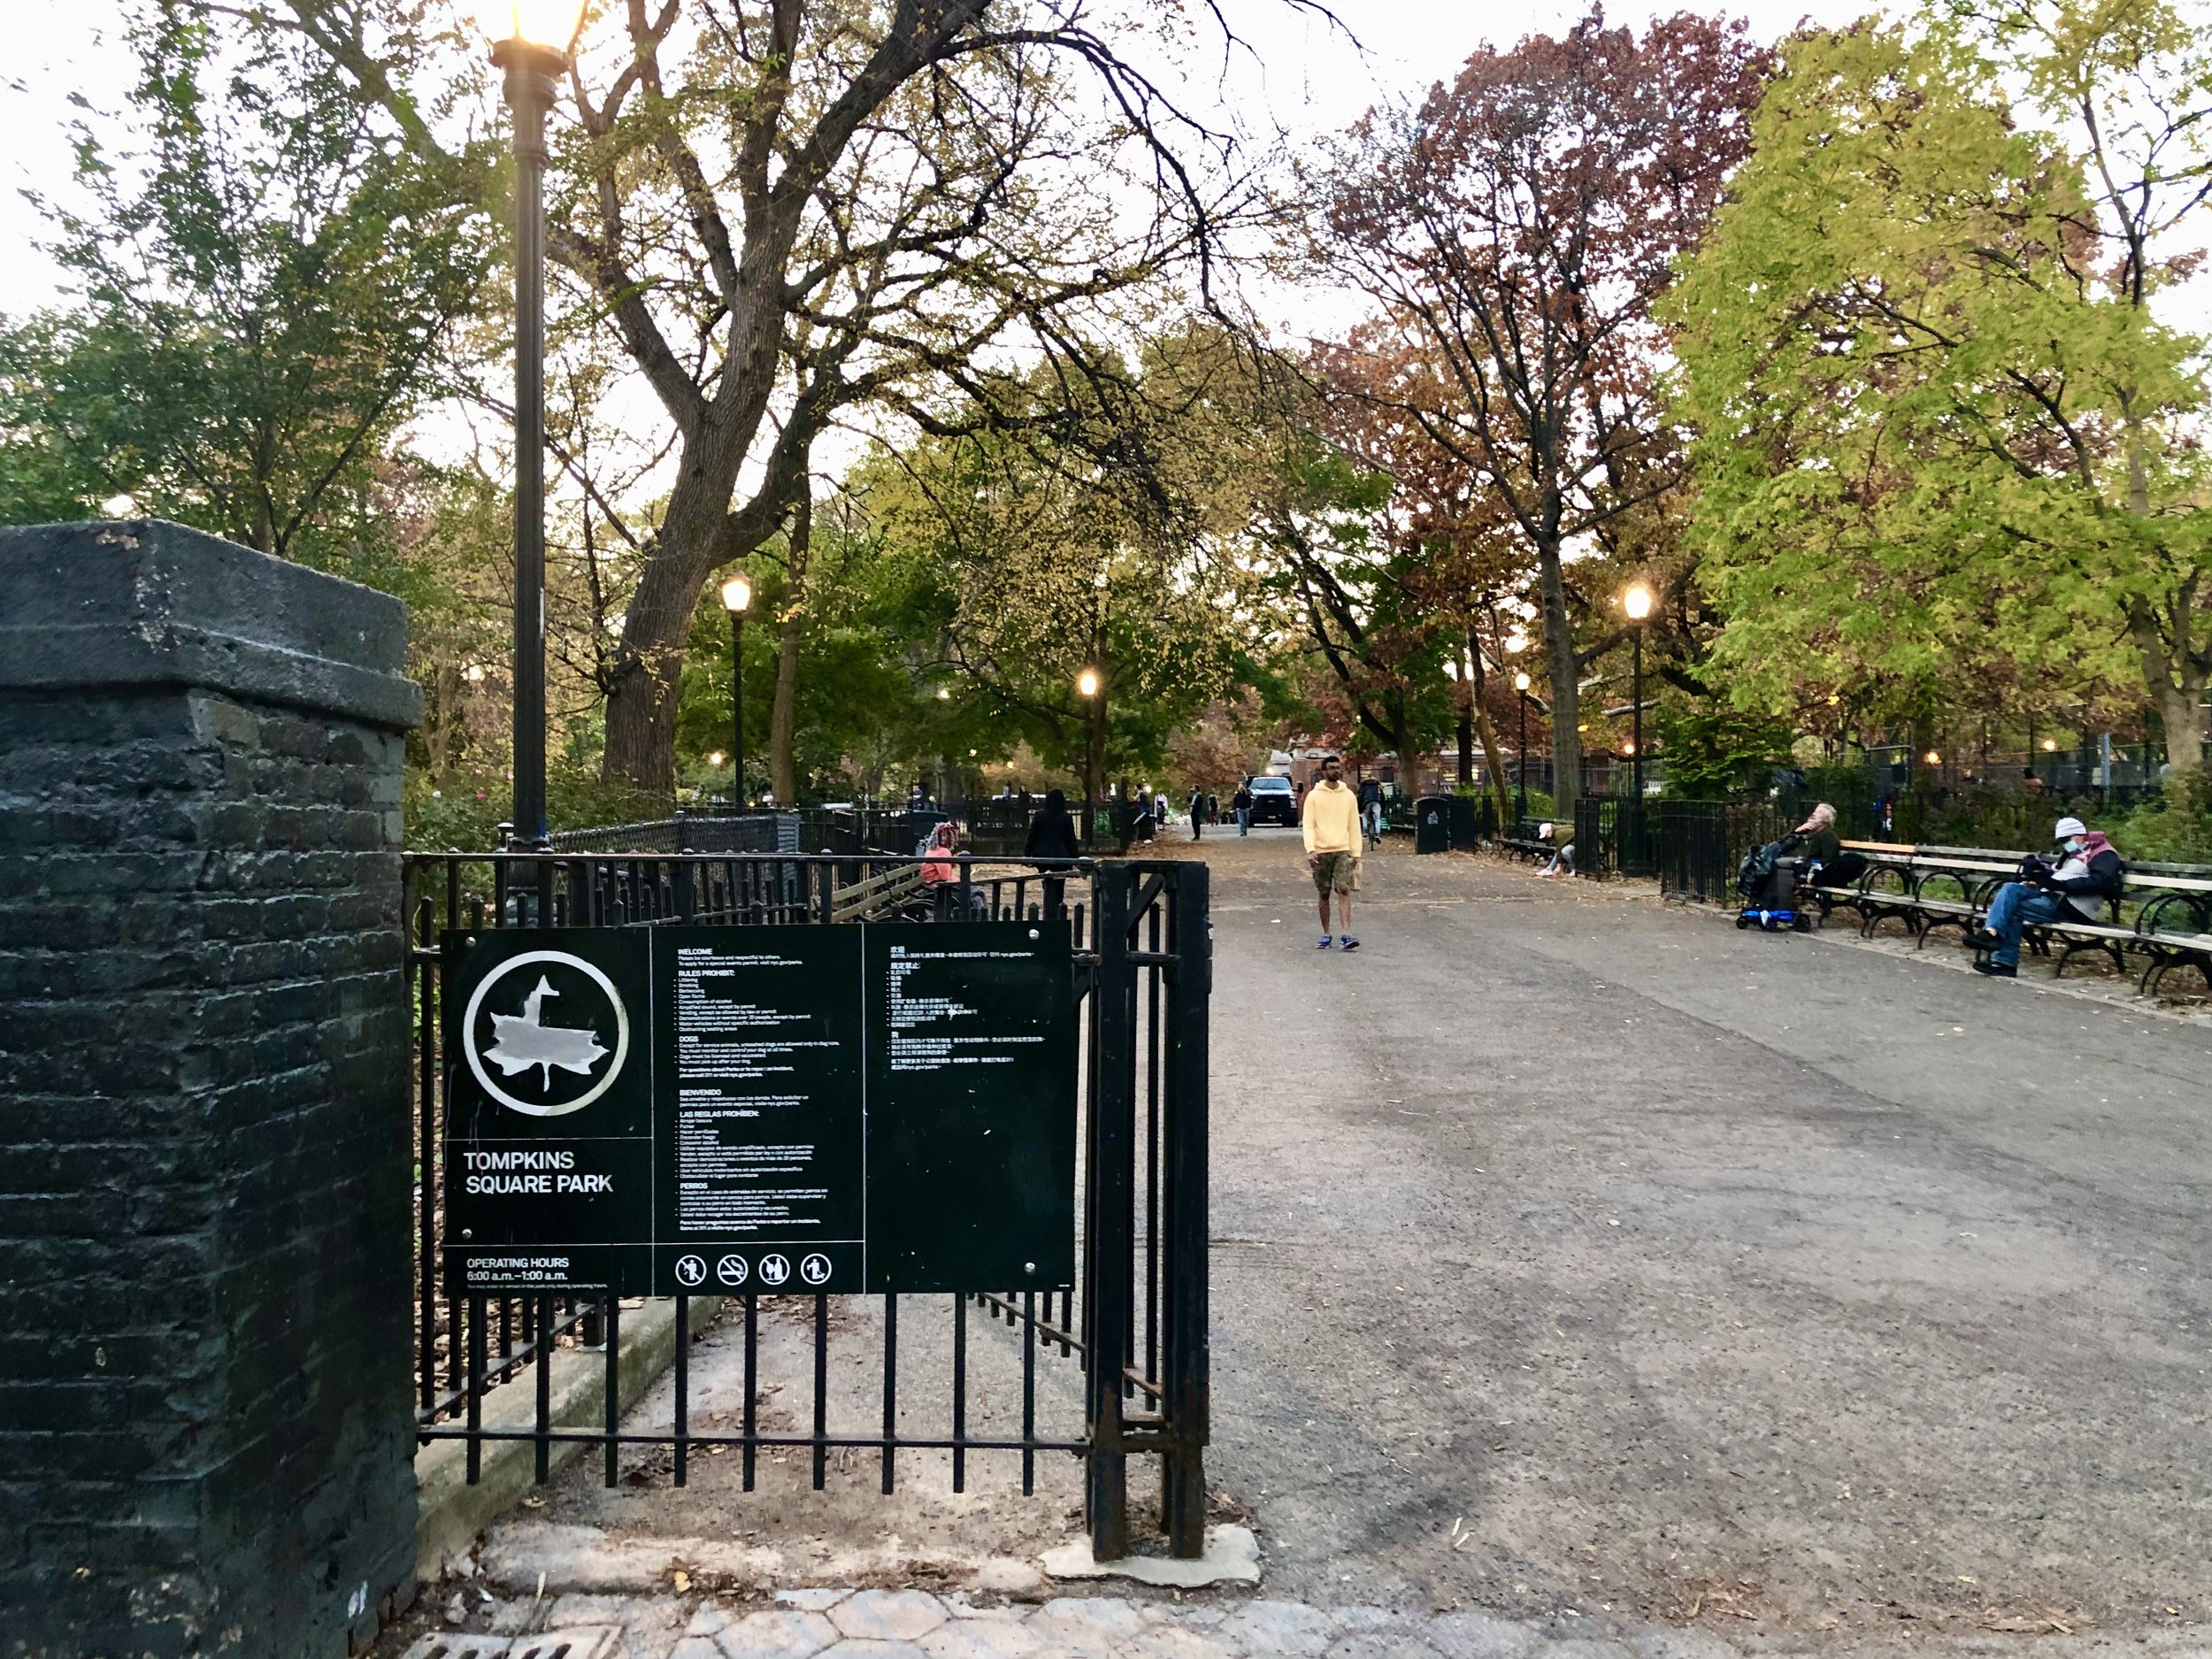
[{"left": 1969, "top": 815, "right": 2124, "bottom": 978}]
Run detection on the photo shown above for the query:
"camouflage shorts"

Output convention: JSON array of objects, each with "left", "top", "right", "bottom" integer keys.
[{"left": 1311, "top": 851, "right": 1359, "bottom": 895}]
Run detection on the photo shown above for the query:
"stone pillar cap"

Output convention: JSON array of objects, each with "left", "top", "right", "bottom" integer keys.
[{"left": 0, "top": 519, "right": 422, "bottom": 730}]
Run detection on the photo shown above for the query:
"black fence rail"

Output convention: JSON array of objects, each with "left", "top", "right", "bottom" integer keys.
[
  {"left": 1649, "top": 801, "right": 1804, "bottom": 904},
  {"left": 540, "top": 800, "right": 1147, "bottom": 862},
  {"left": 1572, "top": 798, "right": 1657, "bottom": 879},
  {"left": 400, "top": 849, "right": 1209, "bottom": 1559}
]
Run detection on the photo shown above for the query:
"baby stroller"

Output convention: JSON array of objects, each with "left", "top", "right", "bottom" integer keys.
[{"left": 1735, "top": 833, "right": 1812, "bottom": 932}]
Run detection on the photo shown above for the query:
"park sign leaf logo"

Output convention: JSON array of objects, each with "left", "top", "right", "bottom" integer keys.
[
  {"left": 486, "top": 975, "right": 611, "bottom": 1087},
  {"left": 463, "top": 949, "right": 631, "bottom": 1118}
]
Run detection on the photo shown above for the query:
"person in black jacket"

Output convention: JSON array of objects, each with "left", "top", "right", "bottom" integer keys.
[
  {"left": 1025, "top": 788, "right": 1081, "bottom": 918},
  {"left": 1969, "top": 815, "right": 2123, "bottom": 978}
]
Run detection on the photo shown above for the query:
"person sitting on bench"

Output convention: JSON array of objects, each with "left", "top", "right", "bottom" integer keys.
[
  {"left": 1969, "top": 815, "right": 2123, "bottom": 979},
  {"left": 1793, "top": 802, "right": 1865, "bottom": 888}
]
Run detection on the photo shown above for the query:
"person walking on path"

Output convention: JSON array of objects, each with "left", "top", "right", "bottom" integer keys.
[
  {"left": 1302, "top": 753, "right": 1362, "bottom": 950},
  {"left": 1233, "top": 778, "right": 1253, "bottom": 835},
  {"left": 1023, "top": 787, "right": 1080, "bottom": 918},
  {"left": 1188, "top": 787, "right": 1205, "bottom": 841}
]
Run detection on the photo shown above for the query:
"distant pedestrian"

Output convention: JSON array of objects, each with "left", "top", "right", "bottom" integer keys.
[
  {"left": 1187, "top": 788, "right": 1204, "bottom": 841},
  {"left": 1302, "top": 754, "right": 1362, "bottom": 950},
  {"left": 1136, "top": 787, "right": 1155, "bottom": 843},
  {"left": 1024, "top": 788, "right": 1079, "bottom": 859},
  {"left": 1024, "top": 787, "right": 1080, "bottom": 917},
  {"left": 1233, "top": 778, "right": 1253, "bottom": 835},
  {"left": 1356, "top": 776, "right": 1384, "bottom": 847}
]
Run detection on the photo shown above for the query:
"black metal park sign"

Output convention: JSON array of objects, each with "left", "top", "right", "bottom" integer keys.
[{"left": 441, "top": 920, "right": 1076, "bottom": 1298}]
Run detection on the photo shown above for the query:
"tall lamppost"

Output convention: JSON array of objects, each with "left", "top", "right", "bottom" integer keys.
[
  {"left": 1077, "top": 665, "right": 1102, "bottom": 843},
  {"left": 1623, "top": 581, "right": 1655, "bottom": 802},
  {"left": 1513, "top": 670, "right": 1532, "bottom": 821},
  {"left": 721, "top": 573, "right": 751, "bottom": 807},
  {"left": 487, "top": 0, "right": 585, "bottom": 847}
]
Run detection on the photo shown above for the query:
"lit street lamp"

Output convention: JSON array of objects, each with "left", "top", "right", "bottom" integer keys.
[
  {"left": 721, "top": 573, "right": 751, "bottom": 806},
  {"left": 1623, "top": 581, "right": 1655, "bottom": 802},
  {"left": 1513, "top": 669, "right": 1532, "bottom": 822},
  {"left": 1077, "top": 665, "right": 1102, "bottom": 844},
  {"left": 485, "top": 0, "right": 586, "bottom": 847}
]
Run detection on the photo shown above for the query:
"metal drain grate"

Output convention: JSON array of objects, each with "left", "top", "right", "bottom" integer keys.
[{"left": 399, "top": 1628, "right": 619, "bottom": 1659}]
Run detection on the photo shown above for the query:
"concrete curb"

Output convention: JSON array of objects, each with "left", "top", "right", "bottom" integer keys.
[{"left": 414, "top": 1297, "right": 721, "bottom": 1586}]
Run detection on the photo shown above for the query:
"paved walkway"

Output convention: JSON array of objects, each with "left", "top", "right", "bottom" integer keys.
[
  {"left": 389, "top": 834, "right": 2212, "bottom": 1657},
  {"left": 410, "top": 1582, "right": 2212, "bottom": 1657},
  {"left": 1201, "top": 833, "right": 2212, "bottom": 1635}
]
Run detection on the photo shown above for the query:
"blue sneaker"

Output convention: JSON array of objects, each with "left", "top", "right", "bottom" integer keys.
[
  {"left": 1340, "top": 935, "right": 1360, "bottom": 951},
  {"left": 1317, "top": 934, "right": 1333, "bottom": 949}
]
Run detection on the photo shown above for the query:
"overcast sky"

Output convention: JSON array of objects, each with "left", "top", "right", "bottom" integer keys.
[{"left": 0, "top": 0, "right": 1881, "bottom": 321}]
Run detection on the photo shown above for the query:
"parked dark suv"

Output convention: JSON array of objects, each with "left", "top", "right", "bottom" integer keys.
[{"left": 1248, "top": 774, "right": 1297, "bottom": 826}]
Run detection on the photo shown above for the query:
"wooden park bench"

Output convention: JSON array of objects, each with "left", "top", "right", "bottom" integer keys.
[
  {"left": 1802, "top": 840, "right": 2212, "bottom": 996},
  {"left": 829, "top": 861, "right": 929, "bottom": 923},
  {"left": 1498, "top": 821, "right": 1562, "bottom": 863}
]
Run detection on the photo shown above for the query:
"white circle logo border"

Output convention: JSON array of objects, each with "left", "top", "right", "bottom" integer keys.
[{"left": 462, "top": 949, "right": 631, "bottom": 1118}]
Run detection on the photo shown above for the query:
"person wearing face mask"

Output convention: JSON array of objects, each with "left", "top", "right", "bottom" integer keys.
[{"left": 1969, "top": 815, "right": 2124, "bottom": 978}]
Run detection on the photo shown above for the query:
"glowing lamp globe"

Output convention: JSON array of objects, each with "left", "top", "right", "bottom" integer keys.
[
  {"left": 1623, "top": 582, "right": 1655, "bottom": 621},
  {"left": 479, "top": 0, "right": 588, "bottom": 46},
  {"left": 720, "top": 573, "right": 751, "bottom": 615}
]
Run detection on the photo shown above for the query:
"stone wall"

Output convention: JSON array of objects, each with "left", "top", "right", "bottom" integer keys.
[{"left": 0, "top": 521, "right": 423, "bottom": 1657}]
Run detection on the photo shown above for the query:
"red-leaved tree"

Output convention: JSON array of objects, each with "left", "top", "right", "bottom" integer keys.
[{"left": 1310, "top": 10, "right": 1766, "bottom": 818}]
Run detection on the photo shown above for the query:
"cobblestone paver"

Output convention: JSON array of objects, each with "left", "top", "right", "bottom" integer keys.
[{"left": 409, "top": 1589, "right": 2212, "bottom": 1659}]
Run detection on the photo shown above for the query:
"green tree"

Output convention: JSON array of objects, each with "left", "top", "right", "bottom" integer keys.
[
  {"left": 1307, "top": 11, "right": 1770, "bottom": 820},
  {"left": 856, "top": 352, "right": 1249, "bottom": 794},
  {"left": 0, "top": 6, "right": 486, "bottom": 571},
  {"left": 1667, "top": 14, "right": 2211, "bottom": 773}
]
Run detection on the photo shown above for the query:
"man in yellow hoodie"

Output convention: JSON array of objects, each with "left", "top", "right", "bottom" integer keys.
[{"left": 1302, "top": 754, "right": 1362, "bottom": 950}]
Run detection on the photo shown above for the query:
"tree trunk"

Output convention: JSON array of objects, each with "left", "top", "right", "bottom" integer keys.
[
  {"left": 601, "top": 439, "right": 753, "bottom": 791},
  {"left": 1466, "top": 627, "right": 1515, "bottom": 836},
  {"left": 1392, "top": 711, "right": 1423, "bottom": 802},
  {"left": 1536, "top": 536, "right": 1578, "bottom": 826},
  {"left": 769, "top": 494, "right": 810, "bottom": 806},
  {"left": 1471, "top": 692, "right": 1516, "bottom": 838},
  {"left": 2157, "top": 685, "right": 2206, "bottom": 775}
]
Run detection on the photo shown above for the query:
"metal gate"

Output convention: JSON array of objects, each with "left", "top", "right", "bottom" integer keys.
[{"left": 401, "top": 849, "right": 1210, "bottom": 1559}]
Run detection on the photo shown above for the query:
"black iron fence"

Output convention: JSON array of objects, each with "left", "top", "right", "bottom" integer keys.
[
  {"left": 543, "top": 800, "right": 1144, "bottom": 862},
  {"left": 400, "top": 849, "right": 1210, "bottom": 1559},
  {"left": 1647, "top": 801, "right": 1804, "bottom": 903},
  {"left": 1572, "top": 798, "right": 1657, "bottom": 879}
]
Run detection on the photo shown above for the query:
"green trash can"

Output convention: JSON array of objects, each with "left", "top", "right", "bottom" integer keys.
[{"left": 1415, "top": 795, "right": 1450, "bottom": 854}]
